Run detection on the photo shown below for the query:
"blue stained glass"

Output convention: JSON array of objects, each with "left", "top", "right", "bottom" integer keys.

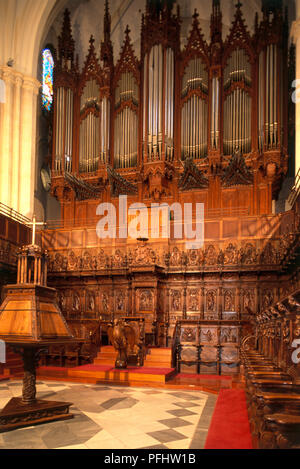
[{"left": 42, "top": 49, "right": 54, "bottom": 111}]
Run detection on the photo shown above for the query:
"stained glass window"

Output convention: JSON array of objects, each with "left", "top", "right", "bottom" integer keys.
[{"left": 42, "top": 49, "right": 54, "bottom": 111}]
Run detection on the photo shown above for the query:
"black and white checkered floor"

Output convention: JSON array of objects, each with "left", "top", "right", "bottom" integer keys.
[{"left": 0, "top": 380, "right": 217, "bottom": 449}]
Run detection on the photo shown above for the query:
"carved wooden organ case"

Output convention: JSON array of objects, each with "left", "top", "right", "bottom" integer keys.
[{"left": 50, "top": 0, "right": 289, "bottom": 224}]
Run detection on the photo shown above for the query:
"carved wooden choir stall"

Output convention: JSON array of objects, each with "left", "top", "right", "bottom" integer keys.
[{"left": 241, "top": 290, "right": 300, "bottom": 449}]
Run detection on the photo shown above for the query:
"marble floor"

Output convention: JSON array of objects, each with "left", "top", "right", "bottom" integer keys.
[{"left": 0, "top": 380, "right": 217, "bottom": 450}]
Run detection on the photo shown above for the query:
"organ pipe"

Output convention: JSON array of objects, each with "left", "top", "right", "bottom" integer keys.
[
  {"left": 54, "top": 87, "right": 74, "bottom": 172},
  {"left": 79, "top": 113, "right": 100, "bottom": 173},
  {"left": 211, "top": 77, "right": 220, "bottom": 149},
  {"left": 223, "top": 48, "right": 252, "bottom": 155},
  {"left": 180, "top": 55, "right": 209, "bottom": 160},
  {"left": 114, "top": 70, "right": 139, "bottom": 168},
  {"left": 114, "top": 108, "right": 138, "bottom": 169},
  {"left": 144, "top": 45, "right": 174, "bottom": 161},
  {"left": 259, "top": 44, "right": 279, "bottom": 150}
]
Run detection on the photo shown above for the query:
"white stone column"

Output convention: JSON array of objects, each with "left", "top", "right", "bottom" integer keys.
[
  {"left": 19, "top": 76, "right": 40, "bottom": 218},
  {"left": 11, "top": 73, "right": 23, "bottom": 211},
  {"left": 0, "top": 68, "right": 14, "bottom": 208},
  {"left": 0, "top": 66, "right": 40, "bottom": 218}
]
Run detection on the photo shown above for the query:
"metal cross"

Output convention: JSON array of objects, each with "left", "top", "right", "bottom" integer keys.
[{"left": 27, "top": 215, "right": 46, "bottom": 246}]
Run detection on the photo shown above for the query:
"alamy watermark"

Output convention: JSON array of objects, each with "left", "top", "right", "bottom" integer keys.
[
  {"left": 292, "top": 80, "right": 300, "bottom": 104},
  {"left": 96, "top": 196, "right": 204, "bottom": 250},
  {"left": 292, "top": 339, "right": 300, "bottom": 365},
  {"left": 0, "top": 340, "right": 5, "bottom": 364}
]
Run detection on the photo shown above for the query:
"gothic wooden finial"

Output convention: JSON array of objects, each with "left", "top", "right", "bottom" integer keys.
[
  {"left": 211, "top": 0, "right": 222, "bottom": 43},
  {"left": 262, "top": 0, "right": 283, "bottom": 18},
  {"left": 101, "top": 0, "right": 113, "bottom": 68},
  {"left": 125, "top": 25, "right": 131, "bottom": 37},
  {"left": 58, "top": 9, "right": 75, "bottom": 67},
  {"left": 89, "top": 35, "right": 95, "bottom": 46},
  {"left": 192, "top": 9, "right": 199, "bottom": 22}
]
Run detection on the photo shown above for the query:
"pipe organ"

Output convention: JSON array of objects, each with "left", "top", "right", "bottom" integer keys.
[{"left": 51, "top": 1, "right": 290, "bottom": 223}]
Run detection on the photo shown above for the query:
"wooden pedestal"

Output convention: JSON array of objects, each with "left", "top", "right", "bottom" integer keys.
[{"left": 0, "top": 397, "right": 73, "bottom": 433}]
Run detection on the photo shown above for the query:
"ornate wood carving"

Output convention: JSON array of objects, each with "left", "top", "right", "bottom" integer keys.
[
  {"left": 178, "top": 158, "right": 209, "bottom": 191},
  {"left": 221, "top": 149, "right": 253, "bottom": 187},
  {"left": 107, "top": 165, "right": 138, "bottom": 197}
]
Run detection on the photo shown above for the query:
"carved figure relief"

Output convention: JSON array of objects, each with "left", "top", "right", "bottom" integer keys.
[
  {"left": 243, "top": 289, "right": 255, "bottom": 314},
  {"left": 224, "top": 244, "right": 238, "bottom": 265},
  {"left": 116, "top": 291, "right": 125, "bottom": 311},
  {"left": 224, "top": 290, "right": 234, "bottom": 312},
  {"left": 205, "top": 245, "right": 218, "bottom": 266},
  {"left": 189, "top": 290, "right": 199, "bottom": 311},
  {"left": 240, "top": 243, "right": 257, "bottom": 265},
  {"left": 68, "top": 251, "right": 78, "bottom": 271},
  {"left": 72, "top": 292, "right": 80, "bottom": 312},
  {"left": 171, "top": 290, "right": 182, "bottom": 311},
  {"left": 102, "top": 292, "right": 109, "bottom": 313},
  {"left": 206, "top": 290, "right": 217, "bottom": 312},
  {"left": 57, "top": 292, "right": 66, "bottom": 311},
  {"left": 87, "top": 291, "right": 95, "bottom": 312},
  {"left": 262, "top": 290, "right": 274, "bottom": 310},
  {"left": 170, "top": 247, "right": 182, "bottom": 266},
  {"left": 139, "top": 290, "right": 153, "bottom": 311}
]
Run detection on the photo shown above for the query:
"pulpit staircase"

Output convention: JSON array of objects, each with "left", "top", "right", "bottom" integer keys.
[
  {"left": 66, "top": 345, "right": 175, "bottom": 385},
  {"left": 93, "top": 345, "right": 172, "bottom": 369}
]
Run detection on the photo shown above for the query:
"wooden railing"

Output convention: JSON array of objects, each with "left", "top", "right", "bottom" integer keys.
[
  {"left": 287, "top": 168, "right": 300, "bottom": 208},
  {"left": 0, "top": 203, "right": 31, "bottom": 225}
]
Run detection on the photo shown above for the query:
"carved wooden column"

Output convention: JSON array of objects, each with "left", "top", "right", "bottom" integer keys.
[
  {"left": 132, "top": 287, "right": 136, "bottom": 316},
  {"left": 110, "top": 282, "right": 114, "bottom": 321},
  {"left": 126, "top": 285, "right": 131, "bottom": 316},
  {"left": 182, "top": 281, "right": 187, "bottom": 320},
  {"left": 165, "top": 288, "right": 170, "bottom": 347},
  {"left": 200, "top": 287, "right": 205, "bottom": 320},
  {"left": 237, "top": 282, "right": 242, "bottom": 321},
  {"left": 218, "top": 286, "right": 223, "bottom": 320}
]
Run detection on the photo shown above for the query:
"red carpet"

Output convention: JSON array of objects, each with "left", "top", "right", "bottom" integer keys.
[
  {"left": 72, "top": 364, "right": 175, "bottom": 375},
  {"left": 204, "top": 389, "right": 253, "bottom": 449}
]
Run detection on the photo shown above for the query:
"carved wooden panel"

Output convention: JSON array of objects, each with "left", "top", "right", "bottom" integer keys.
[
  {"left": 200, "top": 346, "right": 218, "bottom": 362},
  {"left": 200, "top": 327, "right": 218, "bottom": 344},
  {"left": 181, "top": 346, "right": 198, "bottom": 362},
  {"left": 180, "top": 326, "right": 198, "bottom": 345}
]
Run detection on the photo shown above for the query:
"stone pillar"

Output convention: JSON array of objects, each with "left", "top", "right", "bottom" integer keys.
[
  {"left": 0, "top": 69, "right": 13, "bottom": 208},
  {"left": 0, "top": 66, "right": 40, "bottom": 217}
]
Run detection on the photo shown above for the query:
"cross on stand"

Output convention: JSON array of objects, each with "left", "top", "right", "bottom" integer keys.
[{"left": 27, "top": 215, "right": 46, "bottom": 246}]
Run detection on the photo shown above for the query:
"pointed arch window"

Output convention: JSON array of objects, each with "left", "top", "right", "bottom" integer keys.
[{"left": 42, "top": 48, "right": 54, "bottom": 111}]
